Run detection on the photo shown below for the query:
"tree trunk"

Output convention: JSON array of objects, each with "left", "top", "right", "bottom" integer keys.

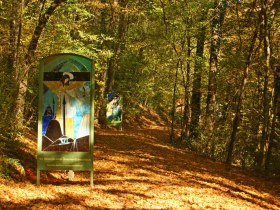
[
  {"left": 6, "top": 0, "right": 20, "bottom": 129},
  {"left": 170, "top": 59, "right": 180, "bottom": 144},
  {"left": 189, "top": 15, "right": 207, "bottom": 139},
  {"left": 206, "top": 0, "right": 227, "bottom": 115},
  {"left": 105, "top": 0, "right": 128, "bottom": 94},
  {"left": 13, "top": 0, "right": 67, "bottom": 130},
  {"left": 257, "top": 0, "right": 271, "bottom": 172},
  {"left": 265, "top": 66, "right": 280, "bottom": 174},
  {"left": 95, "top": 0, "right": 109, "bottom": 125},
  {"left": 264, "top": 0, "right": 279, "bottom": 174},
  {"left": 205, "top": 0, "right": 227, "bottom": 157},
  {"left": 160, "top": 0, "right": 188, "bottom": 144},
  {"left": 8, "top": 0, "right": 18, "bottom": 82},
  {"left": 226, "top": 11, "right": 261, "bottom": 165},
  {"left": 181, "top": 37, "right": 192, "bottom": 141}
]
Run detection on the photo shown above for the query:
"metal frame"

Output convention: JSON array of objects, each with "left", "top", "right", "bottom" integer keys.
[{"left": 37, "top": 53, "right": 94, "bottom": 187}]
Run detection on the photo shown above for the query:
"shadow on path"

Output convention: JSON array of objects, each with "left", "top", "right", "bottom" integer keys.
[{"left": 93, "top": 127, "right": 280, "bottom": 209}]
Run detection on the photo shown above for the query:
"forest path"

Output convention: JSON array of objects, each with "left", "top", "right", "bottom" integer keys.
[{"left": 1, "top": 126, "right": 280, "bottom": 209}]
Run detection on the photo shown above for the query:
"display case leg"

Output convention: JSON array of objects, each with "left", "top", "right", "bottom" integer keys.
[
  {"left": 37, "top": 169, "right": 40, "bottom": 185},
  {"left": 90, "top": 170, "right": 93, "bottom": 187}
]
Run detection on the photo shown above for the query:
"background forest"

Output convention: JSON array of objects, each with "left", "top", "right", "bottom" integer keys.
[{"left": 0, "top": 0, "right": 279, "bottom": 179}]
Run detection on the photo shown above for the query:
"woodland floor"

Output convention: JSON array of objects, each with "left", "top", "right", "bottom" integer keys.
[{"left": 1, "top": 125, "right": 280, "bottom": 209}]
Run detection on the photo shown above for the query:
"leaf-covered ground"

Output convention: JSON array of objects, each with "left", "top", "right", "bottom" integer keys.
[{"left": 1, "top": 126, "right": 280, "bottom": 209}]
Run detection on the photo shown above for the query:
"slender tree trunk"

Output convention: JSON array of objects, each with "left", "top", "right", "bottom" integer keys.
[
  {"left": 181, "top": 37, "right": 191, "bottom": 141},
  {"left": 160, "top": 0, "right": 188, "bottom": 143},
  {"left": 257, "top": 0, "right": 271, "bottom": 172},
  {"left": 15, "top": 0, "right": 24, "bottom": 81},
  {"left": 205, "top": 0, "right": 227, "bottom": 157},
  {"left": 206, "top": 0, "right": 227, "bottom": 115},
  {"left": 6, "top": 0, "right": 20, "bottom": 129},
  {"left": 105, "top": 0, "right": 128, "bottom": 94},
  {"left": 170, "top": 59, "right": 180, "bottom": 144},
  {"left": 264, "top": 0, "right": 279, "bottom": 174},
  {"left": 96, "top": 0, "right": 109, "bottom": 125},
  {"left": 265, "top": 65, "right": 280, "bottom": 174},
  {"left": 96, "top": 69, "right": 108, "bottom": 126},
  {"left": 226, "top": 11, "right": 261, "bottom": 165},
  {"left": 190, "top": 17, "right": 207, "bottom": 139},
  {"left": 8, "top": 0, "right": 18, "bottom": 82}
]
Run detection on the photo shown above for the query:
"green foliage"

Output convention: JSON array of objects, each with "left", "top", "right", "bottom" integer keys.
[
  {"left": 0, "top": 72, "right": 15, "bottom": 131},
  {"left": 270, "top": 147, "right": 280, "bottom": 176},
  {"left": 0, "top": 128, "right": 26, "bottom": 181},
  {"left": 0, "top": 0, "right": 280, "bottom": 179},
  {"left": 0, "top": 156, "right": 25, "bottom": 181}
]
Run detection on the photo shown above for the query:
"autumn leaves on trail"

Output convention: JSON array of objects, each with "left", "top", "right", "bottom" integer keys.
[
  {"left": 93, "top": 127, "right": 280, "bottom": 209},
  {"left": 0, "top": 126, "right": 279, "bottom": 209}
]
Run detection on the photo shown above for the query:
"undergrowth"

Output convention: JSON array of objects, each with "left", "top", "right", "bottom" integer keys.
[{"left": 0, "top": 128, "right": 26, "bottom": 181}]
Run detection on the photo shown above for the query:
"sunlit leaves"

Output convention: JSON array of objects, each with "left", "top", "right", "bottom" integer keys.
[{"left": 1, "top": 128, "right": 280, "bottom": 209}]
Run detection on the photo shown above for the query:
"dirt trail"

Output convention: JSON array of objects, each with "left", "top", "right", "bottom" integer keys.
[{"left": 0, "top": 126, "right": 280, "bottom": 209}]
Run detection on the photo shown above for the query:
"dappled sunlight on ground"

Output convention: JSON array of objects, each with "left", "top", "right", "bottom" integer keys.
[{"left": 0, "top": 127, "right": 280, "bottom": 209}]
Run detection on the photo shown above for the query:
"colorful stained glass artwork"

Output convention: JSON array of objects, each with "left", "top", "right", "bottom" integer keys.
[
  {"left": 106, "top": 93, "right": 122, "bottom": 126},
  {"left": 40, "top": 54, "right": 92, "bottom": 152}
]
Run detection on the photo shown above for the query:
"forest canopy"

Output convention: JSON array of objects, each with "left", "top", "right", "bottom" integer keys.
[{"left": 0, "top": 0, "right": 280, "bottom": 177}]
